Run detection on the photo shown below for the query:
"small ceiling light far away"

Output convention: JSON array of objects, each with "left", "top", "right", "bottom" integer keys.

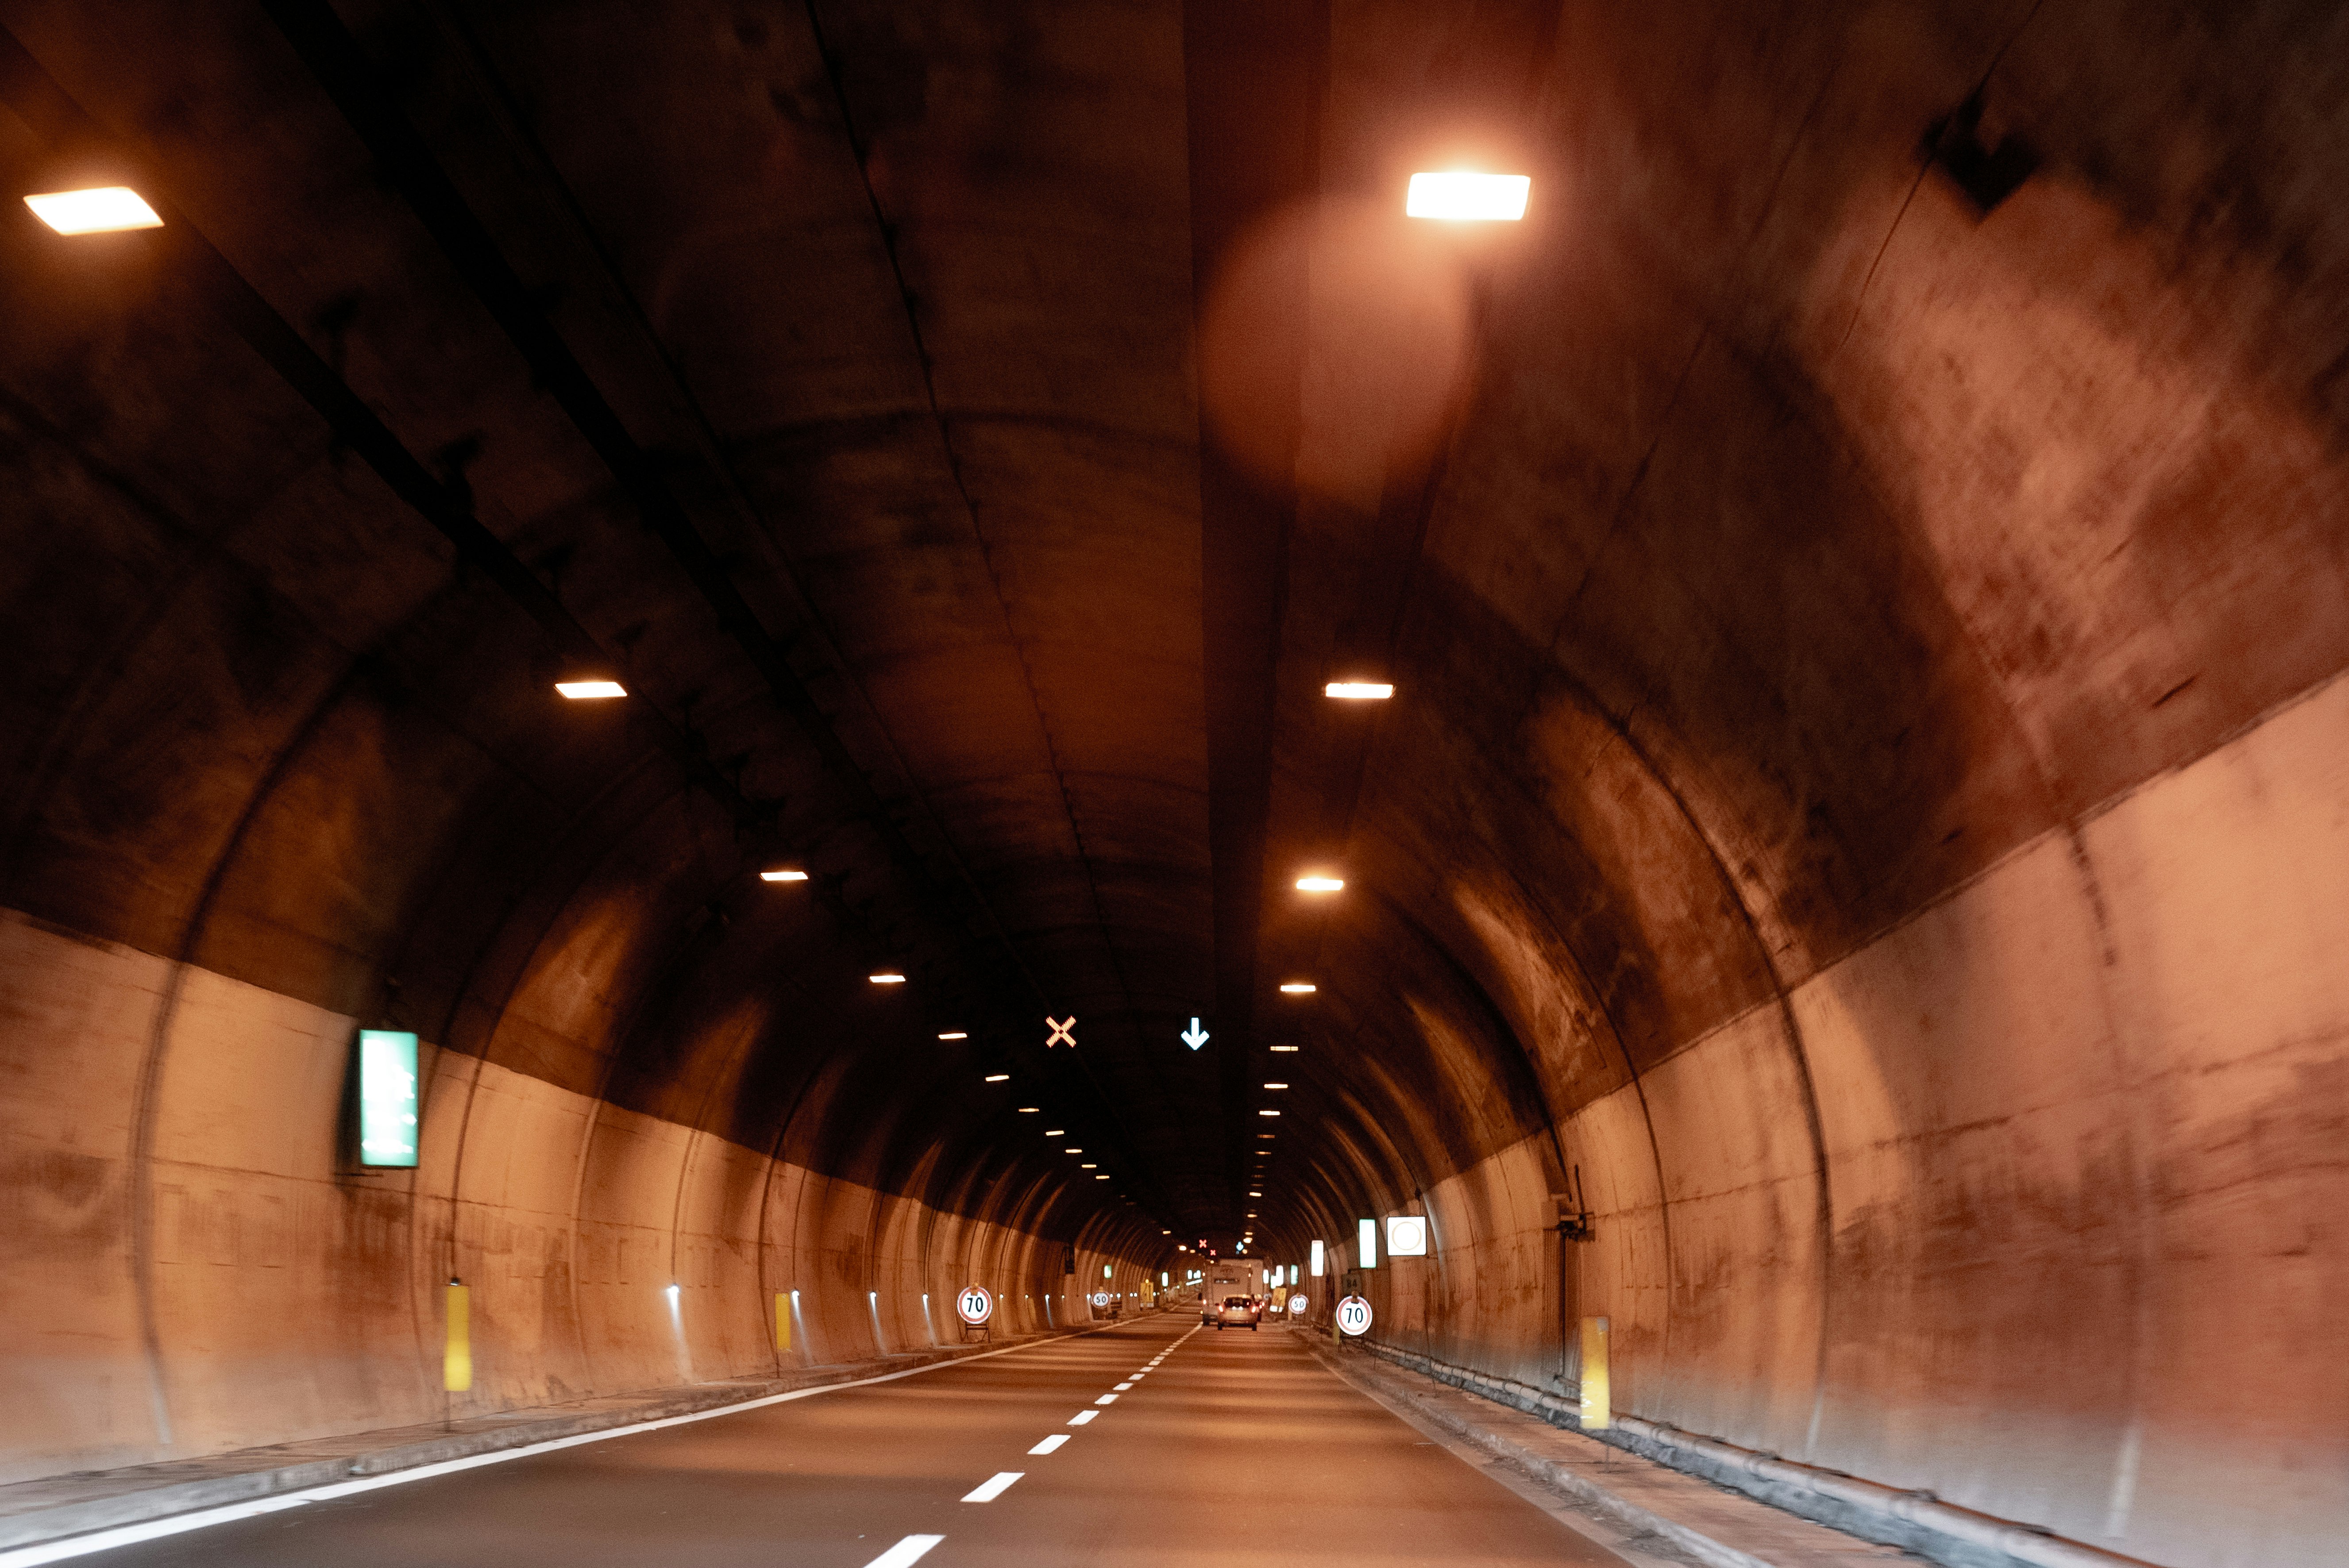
[
  {"left": 1065, "top": 1147, "right": 1082, "bottom": 1154},
  {"left": 1295, "top": 875, "right": 1345, "bottom": 893},
  {"left": 1258, "top": 1109, "right": 1281, "bottom": 1117},
  {"left": 1046, "top": 1129, "right": 1064, "bottom": 1136},
  {"left": 868, "top": 972, "right": 906, "bottom": 985},
  {"left": 1279, "top": 982, "right": 1317, "bottom": 994},
  {"left": 1018, "top": 1106, "right": 1040, "bottom": 1113},
  {"left": 937, "top": 1031, "right": 968, "bottom": 1040},
  {"left": 760, "top": 868, "right": 808, "bottom": 882},
  {"left": 25, "top": 187, "right": 163, "bottom": 235},
  {"left": 1405, "top": 171, "right": 1530, "bottom": 222},
  {"left": 1094, "top": 1173, "right": 1109, "bottom": 1180},
  {"left": 984, "top": 1073, "right": 1010, "bottom": 1083},
  {"left": 1270, "top": 1044, "right": 1300, "bottom": 1052},
  {"left": 1081, "top": 1163, "right": 1097, "bottom": 1169},
  {"left": 555, "top": 679, "right": 627, "bottom": 700},
  {"left": 1263, "top": 1083, "right": 1288, "bottom": 1090},
  {"left": 1324, "top": 681, "right": 1394, "bottom": 700}
]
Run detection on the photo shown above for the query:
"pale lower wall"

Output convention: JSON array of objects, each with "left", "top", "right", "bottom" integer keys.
[
  {"left": 0, "top": 913, "right": 1131, "bottom": 1484},
  {"left": 1346, "top": 670, "right": 2349, "bottom": 1568}
]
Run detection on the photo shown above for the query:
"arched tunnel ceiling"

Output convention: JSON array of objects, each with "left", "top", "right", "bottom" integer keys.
[{"left": 3, "top": 0, "right": 2345, "bottom": 1274}]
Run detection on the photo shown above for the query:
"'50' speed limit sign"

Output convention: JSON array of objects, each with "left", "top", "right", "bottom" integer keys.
[
  {"left": 1336, "top": 1295, "right": 1373, "bottom": 1337},
  {"left": 956, "top": 1285, "right": 993, "bottom": 1325}
]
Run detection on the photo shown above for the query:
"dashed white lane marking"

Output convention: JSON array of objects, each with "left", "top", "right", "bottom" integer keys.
[
  {"left": 1068, "top": 1410, "right": 1099, "bottom": 1425},
  {"left": 1094, "top": 1393, "right": 1119, "bottom": 1405},
  {"left": 863, "top": 1536, "right": 946, "bottom": 1568},
  {"left": 1027, "top": 1434, "right": 1070, "bottom": 1456},
  {"left": 961, "top": 1472, "right": 1024, "bottom": 1503},
  {"left": 1113, "top": 1382, "right": 1134, "bottom": 1391}
]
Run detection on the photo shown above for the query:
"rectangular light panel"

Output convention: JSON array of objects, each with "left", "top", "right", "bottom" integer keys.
[
  {"left": 357, "top": 1029, "right": 420, "bottom": 1167},
  {"left": 25, "top": 186, "right": 163, "bottom": 234},
  {"left": 1358, "top": 1216, "right": 1378, "bottom": 1268},
  {"left": 1405, "top": 172, "right": 1530, "bottom": 222},
  {"left": 1310, "top": 1239, "right": 1324, "bottom": 1276}
]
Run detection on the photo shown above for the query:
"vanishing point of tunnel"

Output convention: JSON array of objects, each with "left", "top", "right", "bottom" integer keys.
[{"left": 0, "top": 4, "right": 2342, "bottom": 1568}]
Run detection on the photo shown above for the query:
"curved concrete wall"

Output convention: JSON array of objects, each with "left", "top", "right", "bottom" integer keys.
[{"left": 1, "top": 910, "right": 1157, "bottom": 1483}]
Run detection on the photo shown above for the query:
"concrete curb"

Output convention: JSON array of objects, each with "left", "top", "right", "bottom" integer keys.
[
  {"left": 0, "top": 1327, "right": 1095, "bottom": 1552},
  {"left": 1339, "top": 1337, "right": 2168, "bottom": 1568}
]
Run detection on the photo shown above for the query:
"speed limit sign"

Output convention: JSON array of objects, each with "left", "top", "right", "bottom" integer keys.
[
  {"left": 1336, "top": 1295, "right": 1373, "bottom": 1336},
  {"left": 1288, "top": 1294, "right": 1308, "bottom": 1315},
  {"left": 956, "top": 1285, "right": 994, "bottom": 1325},
  {"left": 1091, "top": 1291, "right": 1109, "bottom": 1307}
]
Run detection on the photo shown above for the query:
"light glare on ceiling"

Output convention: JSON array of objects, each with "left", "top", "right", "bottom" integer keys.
[
  {"left": 1324, "top": 681, "right": 1394, "bottom": 700},
  {"left": 24, "top": 186, "right": 162, "bottom": 234},
  {"left": 555, "top": 679, "right": 627, "bottom": 699},
  {"left": 1405, "top": 171, "right": 1530, "bottom": 221}
]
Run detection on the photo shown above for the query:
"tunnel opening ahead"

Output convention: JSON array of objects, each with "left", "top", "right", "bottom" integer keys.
[{"left": 2, "top": 3, "right": 2346, "bottom": 1567}]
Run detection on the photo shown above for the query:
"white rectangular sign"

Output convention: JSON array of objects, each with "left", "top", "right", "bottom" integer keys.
[{"left": 1385, "top": 1215, "right": 1428, "bottom": 1257}]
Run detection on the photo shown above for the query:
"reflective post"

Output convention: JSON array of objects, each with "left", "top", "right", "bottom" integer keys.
[
  {"left": 444, "top": 1282, "right": 472, "bottom": 1392},
  {"left": 1579, "top": 1315, "right": 1610, "bottom": 1429}
]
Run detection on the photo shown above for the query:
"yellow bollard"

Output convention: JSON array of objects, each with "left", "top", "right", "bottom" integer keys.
[
  {"left": 775, "top": 1292, "right": 791, "bottom": 1352},
  {"left": 1578, "top": 1315, "right": 1610, "bottom": 1429},
  {"left": 444, "top": 1282, "right": 473, "bottom": 1393}
]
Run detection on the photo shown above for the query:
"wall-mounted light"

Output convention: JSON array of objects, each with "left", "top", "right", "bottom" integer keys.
[{"left": 24, "top": 186, "right": 162, "bottom": 234}]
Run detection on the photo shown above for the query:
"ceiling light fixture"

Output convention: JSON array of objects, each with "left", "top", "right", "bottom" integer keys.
[
  {"left": 1405, "top": 171, "right": 1531, "bottom": 221},
  {"left": 1263, "top": 1083, "right": 1288, "bottom": 1090},
  {"left": 984, "top": 1074, "right": 1010, "bottom": 1083},
  {"left": 1094, "top": 1174, "right": 1109, "bottom": 1180},
  {"left": 1279, "top": 982, "right": 1317, "bottom": 995},
  {"left": 24, "top": 186, "right": 162, "bottom": 234},
  {"left": 1065, "top": 1148, "right": 1082, "bottom": 1154},
  {"left": 1046, "top": 1129, "right": 1065, "bottom": 1136},
  {"left": 1018, "top": 1106, "right": 1039, "bottom": 1113},
  {"left": 1258, "top": 1109, "right": 1280, "bottom": 1117},
  {"left": 937, "top": 1031, "right": 968, "bottom": 1040},
  {"left": 555, "top": 679, "right": 627, "bottom": 700},
  {"left": 868, "top": 972, "right": 906, "bottom": 985},
  {"left": 1270, "top": 1044, "right": 1300, "bottom": 1053},
  {"left": 760, "top": 868, "right": 808, "bottom": 882},
  {"left": 1295, "top": 875, "right": 1345, "bottom": 893},
  {"left": 1081, "top": 1163, "right": 1097, "bottom": 1169},
  {"left": 1323, "top": 681, "right": 1394, "bottom": 700}
]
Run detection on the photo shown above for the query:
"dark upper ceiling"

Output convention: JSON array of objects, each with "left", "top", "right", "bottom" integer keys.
[{"left": 3, "top": 0, "right": 2345, "bottom": 1260}]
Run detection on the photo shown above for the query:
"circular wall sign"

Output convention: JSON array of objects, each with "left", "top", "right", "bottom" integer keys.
[
  {"left": 1335, "top": 1295, "right": 1373, "bottom": 1337},
  {"left": 956, "top": 1285, "right": 994, "bottom": 1325},
  {"left": 1091, "top": 1291, "right": 1109, "bottom": 1307},
  {"left": 1288, "top": 1294, "right": 1308, "bottom": 1315}
]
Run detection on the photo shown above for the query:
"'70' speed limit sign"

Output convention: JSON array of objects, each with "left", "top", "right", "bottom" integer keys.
[
  {"left": 956, "top": 1285, "right": 994, "bottom": 1325},
  {"left": 1336, "top": 1295, "right": 1373, "bottom": 1337}
]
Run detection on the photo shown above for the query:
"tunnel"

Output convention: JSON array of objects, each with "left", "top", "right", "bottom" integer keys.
[{"left": 0, "top": 3, "right": 2341, "bottom": 1567}]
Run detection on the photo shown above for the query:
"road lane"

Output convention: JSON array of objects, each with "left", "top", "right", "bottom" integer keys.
[{"left": 46, "top": 1316, "right": 1626, "bottom": 1567}]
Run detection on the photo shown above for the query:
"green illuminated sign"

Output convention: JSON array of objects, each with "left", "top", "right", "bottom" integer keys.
[{"left": 357, "top": 1029, "right": 420, "bottom": 1167}]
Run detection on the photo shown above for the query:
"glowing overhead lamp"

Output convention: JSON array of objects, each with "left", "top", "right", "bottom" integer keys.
[
  {"left": 1278, "top": 982, "right": 1317, "bottom": 994},
  {"left": 1094, "top": 1174, "right": 1109, "bottom": 1180},
  {"left": 1249, "top": 1190, "right": 1262, "bottom": 1198},
  {"left": 1065, "top": 1147, "right": 1082, "bottom": 1154},
  {"left": 1263, "top": 1083, "right": 1288, "bottom": 1090},
  {"left": 1324, "top": 681, "right": 1394, "bottom": 700},
  {"left": 937, "top": 1030, "right": 967, "bottom": 1040},
  {"left": 868, "top": 972, "right": 906, "bottom": 985},
  {"left": 1018, "top": 1106, "right": 1040, "bottom": 1113},
  {"left": 1045, "top": 1129, "right": 1064, "bottom": 1136},
  {"left": 555, "top": 678, "right": 627, "bottom": 699},
  {"left": 1405, "top": 171, "right": 1531, "bottom": 221},
  {"left": 984, "top": 1073, "right": 1011, "bottom": 1083},
  {"left": 1295, "top": 875, "right": 1345, "bottom": 893},
  {"left": 1270, "top": 1044, "right": 1300, "bottom": 1053},
  {"left": 1258, "top": 1109, "right": 1280, "bottom": 1117},
  {"left": 760, "top": 868, "right": 808, "bottom": 882},
  {"left": 24, "top": 186, "right": 162, "bottom": 234}
]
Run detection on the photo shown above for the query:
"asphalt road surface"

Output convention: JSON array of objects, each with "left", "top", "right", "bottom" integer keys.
[{"left": 55, "top": 1317, "right": 1630, "bottom": 1567}]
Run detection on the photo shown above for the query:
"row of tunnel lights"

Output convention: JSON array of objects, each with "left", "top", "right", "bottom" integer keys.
[{"left": 28, "top": 166, "right": 1522, "bottom": 1242}]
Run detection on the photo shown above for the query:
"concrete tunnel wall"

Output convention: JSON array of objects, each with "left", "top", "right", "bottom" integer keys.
[{"left": 3, "top": 909, "right": 1161, "bottom": 1483}]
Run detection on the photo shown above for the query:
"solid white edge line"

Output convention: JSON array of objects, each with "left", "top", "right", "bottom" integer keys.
[
  {"left": 863, "top": 1534, "right": 947, "bottom": 1568},
  {"left": 960, "top": 1471, "right": 1023, "bottom": 1503},
  {"left": 1027, "top": 1434, "right": 1070, "bottom": 1456},
  {"left": 0, "top": 1321, "right": 1156, "bottom": 1568}
]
